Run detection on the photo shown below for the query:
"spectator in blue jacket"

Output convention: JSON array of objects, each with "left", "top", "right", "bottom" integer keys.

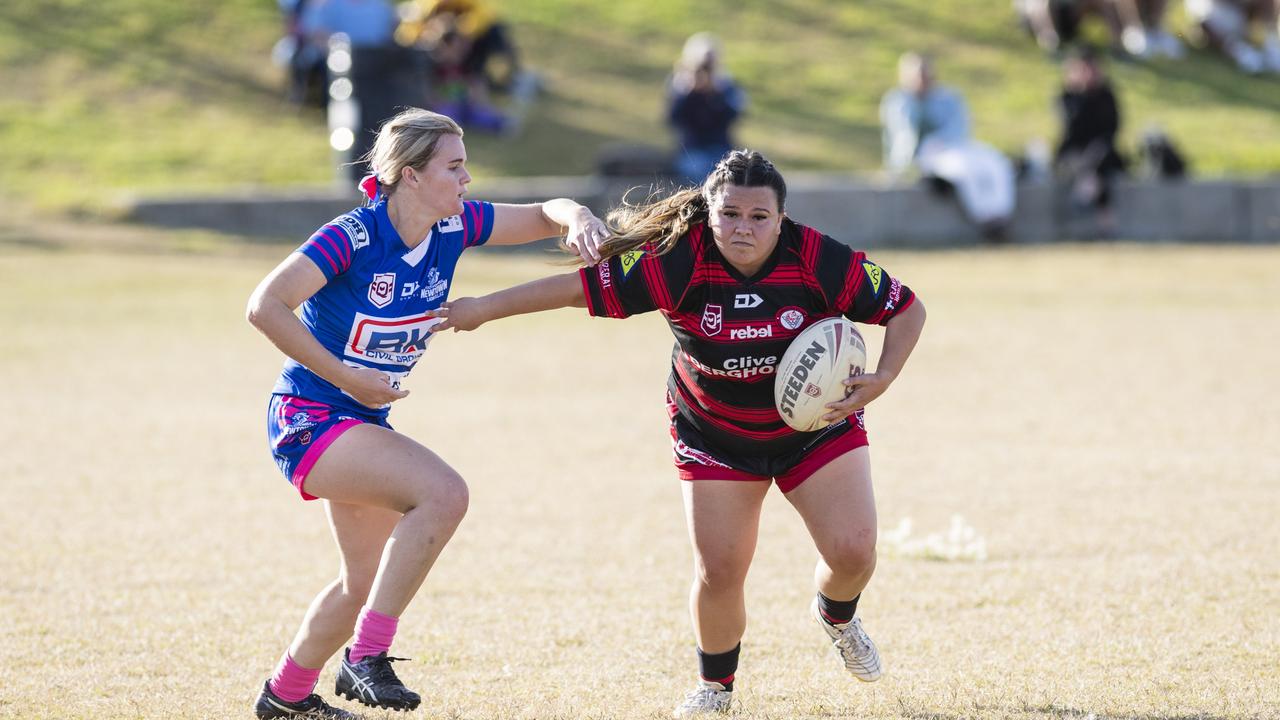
[{"left": 667, "top": 33, "right": 747, "bottom": 183}]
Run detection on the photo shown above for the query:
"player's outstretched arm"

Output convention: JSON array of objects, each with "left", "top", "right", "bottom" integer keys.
[
  {"left": 430, "top": 272, "right": 586, "bottom": 332},
  {"left": 488, "top": 200, "right": 609, "bottom": 264},
  {"left": 823, "top": 298, "right": 926, "bottom": 422}
]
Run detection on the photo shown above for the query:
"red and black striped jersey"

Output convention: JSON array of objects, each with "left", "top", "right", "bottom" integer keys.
[{"left": 578, "top": 218, "right": 917, "bottom": 460}]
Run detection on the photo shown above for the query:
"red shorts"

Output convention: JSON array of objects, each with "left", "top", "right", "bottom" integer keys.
[{"left": 668, "top": 395, "right": 869, "bottom": 493}]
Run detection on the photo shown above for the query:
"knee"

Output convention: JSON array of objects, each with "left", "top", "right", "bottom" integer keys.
[
  {"left": 693, "top": 557, "right": 750, "bottom": 593},
  {"left": 821, "top": 531, "right": 878, "bottom": 578},
  {"left": 413, "top": 470, "right": 469, "bottom": 527}
]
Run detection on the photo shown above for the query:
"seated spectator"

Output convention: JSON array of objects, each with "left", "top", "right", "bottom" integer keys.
[
  {"left": 422, "top": 15, "right": 508, "bottom": 132},
  {"left": 666, "top": 32, "right": 747, "bottom": 183},
  {"left": 1184, "top": 0, "right": 1280, "bottom": 74},
  {"left": 397, "top": 0, "right": 521, "bottom": 91},
  {"left": 1014, "top": 0, "right": 1183, "bottom": 58},
  {"left": 1054, "top": 46, "right": 1127, "bottom": 235},
  {"left": 1112, "top": 0, "right": 1185, "bottom": 57},
  {"left": 880, "top": 53, "right": 1016, "bottom": 239}
]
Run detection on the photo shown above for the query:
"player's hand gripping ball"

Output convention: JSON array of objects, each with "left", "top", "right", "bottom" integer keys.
[{"left": 773, "top": 317, "right": 867, "bottom": 432}]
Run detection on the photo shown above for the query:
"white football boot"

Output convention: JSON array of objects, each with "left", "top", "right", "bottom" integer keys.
[
  {"left": 811, "top": 596, "right": 883, "bottom": 682},
  {"left": 672, "top": 680, "right": 733, "bottom": 718}
]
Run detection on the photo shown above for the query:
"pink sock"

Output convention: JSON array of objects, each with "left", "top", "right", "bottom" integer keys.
[
  {"left": 268, "top": 652, "right": 321, "bottom": 703},
  {"left": 349, "top": 607, "right": 399, "bottom": 664}
]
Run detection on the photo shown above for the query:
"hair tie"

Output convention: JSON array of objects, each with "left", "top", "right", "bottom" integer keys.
[{"left": 358, "top": 174, "right": 380, "bottom": 202}]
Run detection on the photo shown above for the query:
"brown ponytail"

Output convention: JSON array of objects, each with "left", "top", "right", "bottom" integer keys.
[{"left": 567, "top": 149, "right": 787, "bottom": 263}]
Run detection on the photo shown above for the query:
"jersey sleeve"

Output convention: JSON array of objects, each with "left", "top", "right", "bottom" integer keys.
[
  {"left": 579, "top": 243, "right": 690, "bottom": 319},
  {"left": 460, "top": 200, "right": 495, "bottom": 248},
  {"left": 815, "top": 237, "right": 917, "bottom": 326},
  {"left": 297, "top": 217, "right": 363, "bottom": 280}
]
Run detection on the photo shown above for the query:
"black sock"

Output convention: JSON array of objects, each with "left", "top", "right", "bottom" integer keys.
[
  {"left": 817, "top": 592, "right": 859, "bottom": 625},
  {"left": 697, "top": 643, "right": 740, "bottom": 691}
]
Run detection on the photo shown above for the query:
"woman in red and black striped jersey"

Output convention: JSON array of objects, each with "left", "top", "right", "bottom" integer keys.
[{"left": 432, "top": 150, "right": 925, "bottom": 717}]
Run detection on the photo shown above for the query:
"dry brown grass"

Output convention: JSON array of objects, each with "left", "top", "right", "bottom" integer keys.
[{"left": 1, "top": 232, "right": 1277, "bottom": 719}]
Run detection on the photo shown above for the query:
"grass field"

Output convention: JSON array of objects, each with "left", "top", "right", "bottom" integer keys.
[
  {"left": 3, "top": 0, "right": 1280, "bottom": 212},
  {"left": 1, "top": 223, "right": 1278, "bottom": 719}
]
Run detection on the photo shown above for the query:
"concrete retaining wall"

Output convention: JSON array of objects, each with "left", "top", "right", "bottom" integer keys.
[{"left": 119, "top": 174, "right": 1280, "bottom": 246}]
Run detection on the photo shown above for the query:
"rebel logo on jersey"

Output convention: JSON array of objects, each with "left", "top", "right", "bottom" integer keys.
[
  {"left": 368, "top": 273, "right": 396, "bottom": 308},
  {"left": 701, "top": 304, "right": 723, "bottom": 336},
  {"left": 729, "top": 325, "right": 773, "bottom": 340}
]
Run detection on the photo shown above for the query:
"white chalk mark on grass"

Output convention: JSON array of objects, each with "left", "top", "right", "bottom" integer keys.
[{"left": 881, "top": 515, "right": 988, "bottom": 562}]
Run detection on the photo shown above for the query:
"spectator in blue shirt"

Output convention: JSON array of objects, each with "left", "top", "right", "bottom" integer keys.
[
  {"left": 302, "top": 0, "right": 398, "bottom": 49},
  {"left": 880, "top": 53, "right": 1016, "bottom": 240}
]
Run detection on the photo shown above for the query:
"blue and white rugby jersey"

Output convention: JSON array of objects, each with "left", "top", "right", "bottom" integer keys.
[{"left": 271, "top": 198, "right": 494, "bottom": 418}]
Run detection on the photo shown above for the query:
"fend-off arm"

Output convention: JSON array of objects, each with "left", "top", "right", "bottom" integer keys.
[{"left": 429, "top": 272, "right": 587, "bottom": 332}]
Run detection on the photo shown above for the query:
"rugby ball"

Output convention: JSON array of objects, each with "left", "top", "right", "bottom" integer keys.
[{"left": 774, "top": 317, "right": 867, "bottom": 432}]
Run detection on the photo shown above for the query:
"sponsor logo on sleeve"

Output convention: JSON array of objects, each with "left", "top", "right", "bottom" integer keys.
[
  {"left": 700, "top": 304, "right": 723, "bottom": 336},
  {"left": 368, "top": 272, "right": 396, "bottom": 308},
  {"left": 619, "top": 250, "right": 644, "bottom": 278},
  {"left": 335, "top": 214, "right": 370, "bottom": 251},
  {"left": 884, "top": 277, "right": 902, "bottom": 312},
  {"left": 778, "top": 307, "right": 806, "bottom": 330},
  {"left": 734, "top": 293, "right": 764, "bottom": 309},
  {"left": 862, "top": 261, "right": 883, "bottom": 295}
]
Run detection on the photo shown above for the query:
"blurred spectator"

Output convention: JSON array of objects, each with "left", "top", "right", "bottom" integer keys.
[
  {"left": 1054, "top": 46, "right": 1126, "bottom": 235},
  {"left": 397, "top": 0, "right": 521, "bottom": 91},
  {"left": 880, "top": 53, "right": 1016, "bottom": 239},
  {"left": 302, "top": 0, "right": 412, "bottom": 179},
  {"left": 666, "top": 33, "right": 747, "bottom": 183},
  {"left": 396, "top": 1, "right": 521, "bottom": 133},
  {"left": 1137, "top": 126, "right": 1189, "bottom": 179},
  {"left": 1114, "top": 0, "right": 1185, "bottom": 57},
  {"left": 1014, "top": 0, "right": 1184, "bottom": 58},
  {"left": 274, "top": 0, "right": 328, "bottom": 107},
  {"left": 301, "top": 0, "right": 398, "bottom": 50},
  {"left": 1184, "top": 0, "right": 1280, "bottom": 74}
]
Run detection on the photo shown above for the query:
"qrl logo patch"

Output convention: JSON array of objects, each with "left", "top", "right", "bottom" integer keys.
[
  {"left": 368, "top": 273, "right": 396, "bottom": 308},
  {"left": 701, "top": 304, "right": 723, "bottom": 336}
]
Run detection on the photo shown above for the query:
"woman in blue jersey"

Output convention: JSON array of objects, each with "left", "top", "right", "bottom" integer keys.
[
  {"left": 431, "top": 150, "right": 926, "bottom": 717},
  {"left": 245, "top": 107, "right": 608, "bottom": 719}
]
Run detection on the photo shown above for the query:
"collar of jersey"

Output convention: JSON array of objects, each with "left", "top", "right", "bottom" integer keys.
[{"left": 375, "top": 200, "right": 435, "bottom": 267}]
